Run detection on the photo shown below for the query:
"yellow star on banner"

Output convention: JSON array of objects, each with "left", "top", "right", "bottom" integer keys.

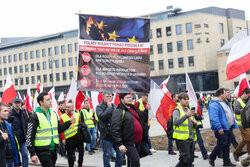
[
  {"left": 128, "top": 36, "right": 138, "bottom": 43},
  {"left": 97, "top": 20, "right": 107, "bottom": 31},
  {"left": 108, "top": 30, "right": 120, "bottom": 41}
]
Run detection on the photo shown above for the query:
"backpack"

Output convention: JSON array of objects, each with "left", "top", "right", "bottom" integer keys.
[{"left": 166, "top": 115, "right": 174, "bottom": 140}]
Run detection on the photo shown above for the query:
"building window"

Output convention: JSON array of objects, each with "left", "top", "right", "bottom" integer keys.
[
  {"left": 48, "top": 48, "right": 52, "bottom": 56},
  {"left": 157, "top": 44, "right": 163, "bottom": 54},
  {"left": 0, "top": 81, "right": 2, "bottom": 87},
  {"left": 30, "top": 51, "right": 34, "bottom": 59},
  {"left": 68, "top": 44, "right": 72, "bottom": 52},
  {"left": 25, "top": 52, "right": 28, "bottom": 60},
  {"left": 9, "top": 67, "right": 12, "bottom": 74},
  {"left": 178, "top": 57, "right": 184, "bottom": 68},
  {"left": 56, "top": 73, "right": 60, "bottom": 81},
  {"left": 226, "top": 52, "right": 229, "bottom": 57},
  {"left": 25, "top": 64, "right": 29, "bottom": 72},
  {"left": 204, "top": 24, "right": 209, "bottom": 28},
  {"left": 219, "top": 23, "right": 224, "bottom": 33},
  {"left": 8, "top": 55, "right": 12, "bottom": 63},
  {"left": 68, "top": 58, "right": 73, "bottom": 66},
  {"left": 150, "top": 61, "right": 154, "bottom": 71},
  {"left": 4, "top": 68, "right": 7, "bottom": 75},
  {"left": 14, "top": 66, "right": 17, "bottom": 74},
  {"left": 3, "top": 56, "right": 7, "bottom": 64},
  {"left": 0, "top": 69, "right": 2, "bottom": 76},
  {"left": 15, "top": 79, "right": 18, "bottom": 86},
  {"left": 26, "top": 77, "right": 29, "bottom": 84},
  {"left": 236, "top": 27, "right": 242, "bottom": 31},
  {"left": 49, "top": 60, "right": 52, "bottom": 69},
  {"left": 150, "top": 45, "right": 153, "bottom": 55},
  {"left": 55, "top": 46, "right": 59, "bottom": 55},
  {"left": 176, "top": 24, "right": 182, "bottom": 35},
  {"left": 42, "top": 49, "right": 46, "bottom": 57},
  {"left": 31, "top": 64, "right": 34, "bottom": 71},
  {"left": 43, "top": 74, "right": 47, "bottom": 83},
  {"left": 167, "top": 43, "right": 173, "bottom": 52},
  {"left": 19, "top": 53, "right": 23, "bottom": 61},
  {"left": 19, "top": 78, "right": 23, "bottom": 85},
  {"left": 50, "top": 74, "right": 53, "bottom": 82},
  {"left": 37, "top": 75, "right": 41, "bottom": 82},
  {"left": 177, "top": 41, "right": 183, "bottom": 51},
  {"left": 187, "top": 39, "right": 193, "bottom": 50},
  {"left": 69, "top": 71, "right": 73, "bottom": 79},
  {"left": 35, "top": 50, "right": 40, "bottom": 58},
  {"left": 14, "top": 54, "right": 17, "bottom": 62},
  {"left": 61, "top": 45, "right": 65, "bottom": 54},
  {"left": 19, "top": 65, "right": 23, "bottom": 73},
  {"left": 186, "top": 23, "right": 192, "bottom": 33},
  {"left": 75, "top": 57, "right": 77, "bottom": 64},
  {"left": 37, "top": 62, "right": 40, "bottom": 71},
  {"left": 150, "top": 30, "right": 152, "bottom": 39},
  {"left": 31, "top": 76, "right": 35, "bottom": 84},
  {"left": 74, "top": 43, "right": 78, "bottom": 52},
  {"left": 63, "top": 72, "right": 67, "bottom": 80},
  {"left": 166, "top": 26, "right": 171, "bottom": 36},
  {"left": 220, "top": 39, "right": 225, "bottom": 47},
  {"left": 168, "top": 59, "right": 174, "bottom": 69},
  {"left": 158, "top": 60, "right": 164, "bottom": 70},
  {"left": 62, "top": 59, "right": 66, "bottom": 67},
  {"left": 43, "top": 61, "right": 47, "bottom": 70},
  {"left": 188, "top": 56, "right": 194, "bottom": 67},
  {"left": 0, "top": 57, "right": 1, "bottom": 64},
  {"left": 55, "top": 60, "right": 59, "bottom": 68},
  {"left": 156, "top": 28, "right": 162, "bottom": 38}
]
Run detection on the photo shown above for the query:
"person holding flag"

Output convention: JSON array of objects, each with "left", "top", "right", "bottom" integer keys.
[
  {"left": 26, "top": 92, "right": 76, "bottom": 167},
  {"left": 172, "top": 92, "right": 197, "bottom": 167}
]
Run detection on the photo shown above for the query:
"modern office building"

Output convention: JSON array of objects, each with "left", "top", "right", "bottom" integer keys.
[{"left": 0, "top": 6, "right": 249, "bottom": 97}]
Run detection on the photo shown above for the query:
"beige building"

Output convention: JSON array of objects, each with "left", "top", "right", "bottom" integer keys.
[
  {"left": 0, "top": 6, "right": 249, "bottom": 97},
  {"left": 217, "top": 29, "right": 250, "bottom": 91}
]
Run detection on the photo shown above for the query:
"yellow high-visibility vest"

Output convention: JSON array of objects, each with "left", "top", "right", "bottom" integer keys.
[
  {"left": 61, "top": 113, "right": 79, "bottom": 139},
  {"left": 34, "top": 110, "right": 59, "bottom": 146},
  {"left": 236, "top": 97, "right": 246, "bottom": 126},
  {"left": 81, "top": 109, "right": 95, "bottom": 128}
]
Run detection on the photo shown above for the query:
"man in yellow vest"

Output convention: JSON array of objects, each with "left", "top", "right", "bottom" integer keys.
[
  {"left": 60, "top": 102, "right": 84, "bottom": 167},
  {"left": 79, "top": 99, "right": 97, "bottom": 155},
  {"left": 234, "top": 88, "right": 250, "bottom": 161},
  {"left": 172, "top": 92, "right": 197, "bottom": 167},
  {"left": 26, "top": 92, "right": 75, "bottom": 167}
]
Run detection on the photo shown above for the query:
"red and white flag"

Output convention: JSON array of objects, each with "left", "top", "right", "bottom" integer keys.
[
  {"left": 149, "top": 80, "right": 177, "bottom": 131},
  {"left": 185, "top": 72, "right": 198, "bottom": 111},
  {"left": 36, "top": 81, "right": 43, "bottom": 93},
  {"left": 33, "top": 91, "right": 40, "bottom": 111},
  {"left": 1, "top": 74, "right": 17, "bottom": 104},
  {"left": 24, "top": 85, "right": 33, "bottom": 112},
  {"left": 86, "top": 91, "right": 94, "bottom": 110},
  {"left": 113, "top": 92, "right": 120, "bottom": 107},
  {"left": 75, "top": 91, "right": 85, "bottom": 110},
  {"left": 66, "top": 78, "right": 77, "bottom": 102},
  {"left": 17, "top": 92, "right": 23, "bottom": 102},
  {"left": 98, "top": 92, "right": 103, "bottom": 103},
  {"left": 48, "top": 87, "right": 58, "bottom": 116},
  {"left": 57, "top": 92, "right": 65, "bottom": 102},
  {"left": 91, "top": 91, "right": 100, "bottom": 111},
  {"left": 226, "top": 36, "right": 250, "bottom": 80},
  {"left": 160, "top": 76, "right": 172, "bottom": 98},
  {"left": 237, "top": 73, "right": 250, "bottom": 98}
]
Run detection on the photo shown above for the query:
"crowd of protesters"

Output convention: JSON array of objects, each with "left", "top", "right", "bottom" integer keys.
[{"left": 0, "top": 87, "right": 250, "bottom": 167}]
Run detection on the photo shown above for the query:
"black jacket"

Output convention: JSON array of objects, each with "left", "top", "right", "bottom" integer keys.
[
  {"left": 26, "top": 112, "right": 71, "bottom": 157},
  {"left": 111, "top": 103, "right": 148, "bottom": 147},
  {"left": 7, "top": 108, "right": 29, "bottom": 144},
  {"left": 96, "top": 101, "right": 116, "bottom": 140}
]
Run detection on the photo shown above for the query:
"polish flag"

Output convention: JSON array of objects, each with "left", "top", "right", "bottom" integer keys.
[
  {"left": 91, "top": 91, "right": 100, "bottom": 111},
  {"left": 237, "top": 73, "right": 250, "bottom": 98},
  {"left": 185, "top": 72, "right": 198, "bottom": 112},
  {"left": 160, "top": 76, "right": 172, "bottom": 98},
  {"left": 98, "top": 92, "right": 103, "bottom": 103},
  {"left": 36, "top": 81, "right": 43, "bottom": 93},
  {"left": 33, "top": 91, "right": 40, "bottom": 111},
  {"left": 24, "top": 85, "right": 33, "bottom": 112},
  {"left": 113, "top": 92, "right": 120, "bottom": 107},
  {"left": 233, "top": 85, "right": 239, "bottom": 97},
  {"left": 86, "top": 91, "right": 94, "bottom": 110},
  {"left": 75, "top": 91, "right": 85, "bottom": 110},
  {"left": 17, "top": 92, "right": 23, "bottom": 102},
  {"left": 66, "top": 78, "right": 77, "bottom": 102},
  {"left": 149, "top": 80, "right": 177, "bottom": 131},
  {"left": 226, "top": 36, "right": 250, "bottom": 80},
  {"left": 48, "top": 87, "right": 59, "bottom": 117},
  {"left": 58, "top": 92, "right": 65, "bottom": 102},
  {"left": 1, "top": 74, "right": 17, "bottom": 104}
]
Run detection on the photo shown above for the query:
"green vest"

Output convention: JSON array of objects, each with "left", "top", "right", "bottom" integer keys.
[
  {"left": 173, "top": 105, "right": 197, "bottom": 141},
  {"left": 61, "top": 113, "right": 79, "bottom": 139},
  {"left": 34, "top": 111, "right": 59, "bottom": 146},
  {"left": 236, "top": 97, "right": 246, "bottom": 126},
  {"left": 137, "top": 99, "right": 145, "bottom": 112},
  {"left": 81, "top": 109, "right": 95, "bottom": 128}
]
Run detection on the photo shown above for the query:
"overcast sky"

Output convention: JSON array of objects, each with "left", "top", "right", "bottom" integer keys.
[{"left": 1, "top": 0, "right": 250, "bottom": 37}]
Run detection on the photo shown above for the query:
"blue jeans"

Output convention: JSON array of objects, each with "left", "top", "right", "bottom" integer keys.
[
  {"left": 102, "top": 139, "right": 123, "bottom": 167},
  {"left": 20, "top": 142, "right": 29, "bottom": 167},
  {"left": 5, "top": 162, "right": 14, "bottom": 167},
  {"left": 86, "top": 127, "right": 97, "bottom": 151},
  {"left": 196, "top": 129, "right": 208, "bottom": 158},
  {"left": 210, "top": 130, "right": 232, "bottom": 164}
]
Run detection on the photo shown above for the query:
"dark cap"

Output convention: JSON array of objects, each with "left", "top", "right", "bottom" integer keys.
[{"left": 13, "top": 98, "right": 21, "bottom": 103}]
